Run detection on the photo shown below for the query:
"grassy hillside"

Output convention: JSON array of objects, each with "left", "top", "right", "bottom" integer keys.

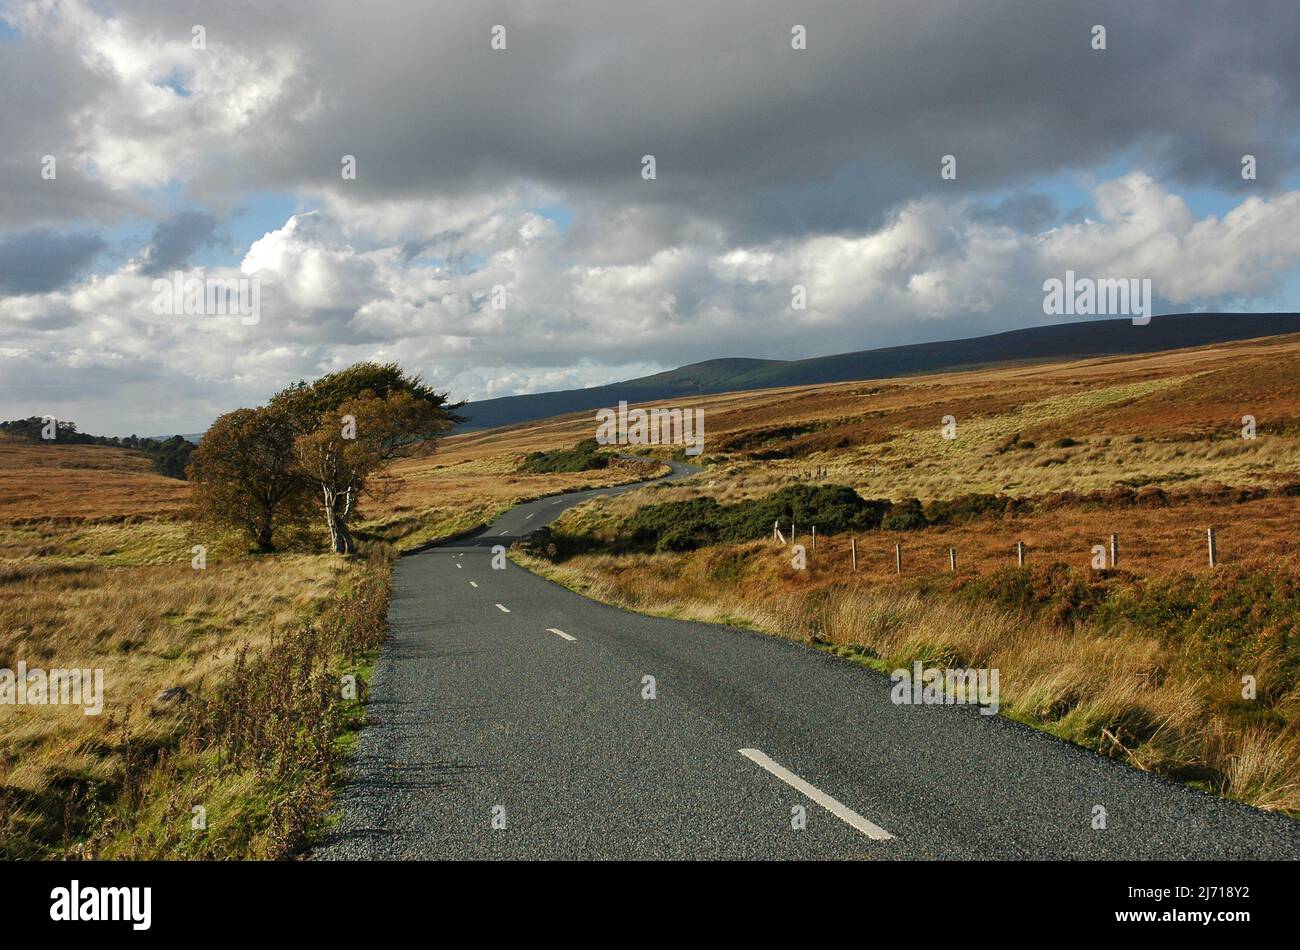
[{"left": 458, "top": 312, "right": 1300, "bottom": 430}]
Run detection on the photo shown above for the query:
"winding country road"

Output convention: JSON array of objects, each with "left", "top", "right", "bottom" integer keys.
[{"left": 315, "top": 462, "right": 1300, "bottom": 860}]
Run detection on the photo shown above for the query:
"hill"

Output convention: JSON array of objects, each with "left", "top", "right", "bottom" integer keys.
[{"left": 458, "top": 312, "right": 1300, "bottom": 430}]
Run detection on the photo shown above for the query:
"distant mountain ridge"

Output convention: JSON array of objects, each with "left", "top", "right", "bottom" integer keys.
[{"left": 459, "top": 313, "right": 1300, "bottom": 431}]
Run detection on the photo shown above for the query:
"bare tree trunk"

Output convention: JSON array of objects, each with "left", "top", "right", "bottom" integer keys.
[{"left": 322, "top": 486, "right": 356, "bottom": 555}]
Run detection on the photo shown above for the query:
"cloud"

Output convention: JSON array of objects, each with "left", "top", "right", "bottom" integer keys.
[
  {"left": 6, "top": 1, "right": 1300, "bottom": 236},
  {"left": 6, "top": 171, "right": 1300, "bottom": 434},
  {"left": 968, "top": 193, "right": 1060, "bottom": 233},
  {"left": 0, "top": 230, "right": 106, "bottom": 294},
  {"left": 138, "top": 211, "right": 223, "bottom": 276}
]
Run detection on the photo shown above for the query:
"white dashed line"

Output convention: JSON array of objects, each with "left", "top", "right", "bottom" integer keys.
[
  {"left": 495, "top": 603, "right": 510, "bottom": 613},
  {"left": 552, "top": 499, "right": 564, "bottom": 505},
  {"left": 469, "top": 581, "right": 478, "bottom": 588},
  {"left": 546, "top": 627, "right": 575, "bottom": 641},
  {"left": 455, "top": 563, "right": 462, "bottom": 569},
  {"left": 526, "top": 513, "right": 534, "bottom": 520},
  {"left": 499, "top": 529, "right": 509, "bottom": 535},
  {"left": 739, "top": 749, "right": 893, "bottom": 841}
]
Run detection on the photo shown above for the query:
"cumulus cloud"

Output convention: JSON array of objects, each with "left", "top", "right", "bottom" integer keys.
[{"left": 7, "top": 172, "right": 1300, "bottom": 432}]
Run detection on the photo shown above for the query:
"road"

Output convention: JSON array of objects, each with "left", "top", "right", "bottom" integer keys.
[{"left": 315, "top": 461, "right": 1300, "bottom": 859}]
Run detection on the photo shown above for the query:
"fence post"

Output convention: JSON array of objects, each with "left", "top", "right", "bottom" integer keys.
[
  {"left": 851, "top": 537, "right": 857, "bottom": 572},
  {"left": 1109, "top": 534, "right": 1118, "bottom": 568},
  {"left": 1016, "top": 540, "right": 1025, "bottom": 567},
  {"left": 949, "top": 548, "right": 957, "bottom": 572},
  {"left": 1207, "top": 527, "right": 1217, "bottom": 567},
  {"left": 812, "top": 525, "right": 817, "bottom": 552},
  {"left": 895, "top": 543, "right": 902, "bottom": 574}
]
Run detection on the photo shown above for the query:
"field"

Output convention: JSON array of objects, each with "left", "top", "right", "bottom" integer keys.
[{"left": 0, "top": 424, "right": 654, "bottom": 856}]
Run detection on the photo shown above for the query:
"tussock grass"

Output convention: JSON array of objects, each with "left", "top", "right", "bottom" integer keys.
[
  {"left": 81, "top": 555, "right": 392, "bottom": 859},
  {"left": 0, "top": 548, "right": 362, "bottom": 856}
]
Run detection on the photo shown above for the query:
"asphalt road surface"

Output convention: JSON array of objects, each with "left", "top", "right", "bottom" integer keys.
[{"left": 316, "top": 461, "right": 1300, "bottom": 860}]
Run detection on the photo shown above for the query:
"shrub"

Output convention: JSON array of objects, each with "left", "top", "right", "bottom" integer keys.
[
  {"left": 924, "top": 493, "right": 1007, "bottom": 526},
  {"left": 881, "top": 498, "right": 928, "bottom": 531},
  {"left": 960, "top": 562, "right": 1111, "bottom": 627},
  {"left": 722, "top": 484, "right": 890, "bottom": 539},
  {"left": 618, "top": 484, "right": 890, "bottom": 553},
  {"left": 518, "top": 438, "right": 610, "bottom": 474}
]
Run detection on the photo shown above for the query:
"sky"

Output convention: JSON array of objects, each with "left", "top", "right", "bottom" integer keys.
[{"left": 2, "top": 0, "right": 1299, "bottom": 435}]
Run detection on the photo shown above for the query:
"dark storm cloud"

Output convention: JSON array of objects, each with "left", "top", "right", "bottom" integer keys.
[
  {"left": 0, "top": 230, "right": 106, "bottom": 294},
  {"left": 170, "top": 0, "right": 1300, "bottom": 243},
  {"left": 6, "top": 0, "right": 1299, "bottom": 243},
  {"left": 138, "top": 211, "right": 223, "bottom": 276}
]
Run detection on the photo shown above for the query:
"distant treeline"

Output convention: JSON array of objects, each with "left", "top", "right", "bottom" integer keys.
[{"left": 0, "top": 417, "right": 194, "bottom": 480}]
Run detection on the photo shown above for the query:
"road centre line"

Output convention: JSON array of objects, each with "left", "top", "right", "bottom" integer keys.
[
  {"left": 496, "top": 603, "right": 511, "bottom": 613},
  {"left": 738, "top": 748, "right": 894, "bottom": 841},
  {"left": 546, "top": 628, "right": 576, "bottom": 641}
]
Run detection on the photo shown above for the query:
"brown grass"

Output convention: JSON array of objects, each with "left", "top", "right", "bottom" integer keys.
[
  {"left": 0, "top": 424, "right": 662, "bottom": 855},
  {"left": 0, "top": 437, "right": 190, "bottom": 524}
]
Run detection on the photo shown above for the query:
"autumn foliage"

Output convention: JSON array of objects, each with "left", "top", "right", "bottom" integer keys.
[{"left": 188, "top": 362, "right": 461, "bottom": 553}]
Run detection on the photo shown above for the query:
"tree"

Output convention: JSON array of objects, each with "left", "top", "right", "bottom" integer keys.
[
  {"left": 270, "top": 362, "right": 462, "bottom": 434},
  {"left": 187, "top": 406, "right": 310, "bottom": 551},
  {"left": 293, "top": 390, "right": 457, "bottom": 554}
]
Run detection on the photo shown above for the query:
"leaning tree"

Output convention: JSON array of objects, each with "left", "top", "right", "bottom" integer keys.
[{"left": 271, "top": 363, "right": 463, "bottom": 554}]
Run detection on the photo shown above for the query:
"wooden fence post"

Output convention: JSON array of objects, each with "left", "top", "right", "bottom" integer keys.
[
  {"left": 895, "top": 543, "right": 902, "bottom": 574},
  {"left": 851, "top": 537, "right": 857, "bottom": 572},
  {"left": 1109, "top": 534, "right": 1118, "bottom": 568},
  {"left": 812, "top": 525, "right": 817, "bottom": 552},
  {"left": 1207, "top": 527, "right": 1217, "bottom": 567},
  {"left": 1016, "top": 540, "right": 1025, "bottom": 567},
  {"left": 949, "top": 548, "right": 957, "bottom": 572}
]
